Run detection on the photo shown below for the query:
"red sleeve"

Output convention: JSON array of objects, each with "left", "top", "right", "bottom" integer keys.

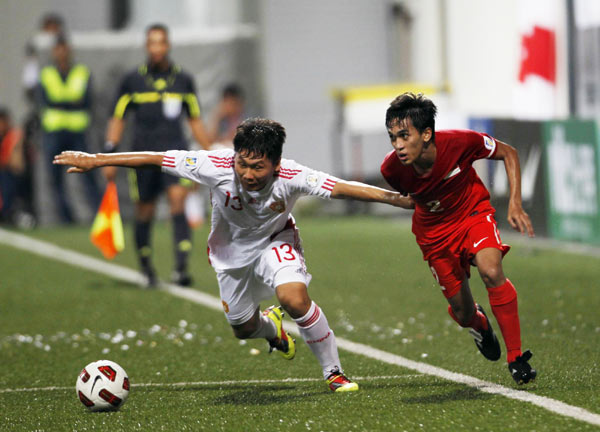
[{"left": 459, "top": 130, "right": 498, "bottom": 162}]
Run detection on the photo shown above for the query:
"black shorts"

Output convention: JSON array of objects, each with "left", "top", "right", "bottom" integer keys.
[{"left": 128, "top": 167, "right": 192, "bottom": 202}]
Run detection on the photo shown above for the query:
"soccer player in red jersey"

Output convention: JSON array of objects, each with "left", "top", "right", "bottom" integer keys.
[{"left": 380, "top": 93, "right": 537, "bottom": 384}]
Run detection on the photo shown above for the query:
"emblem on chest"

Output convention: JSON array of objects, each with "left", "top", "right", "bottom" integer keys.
[{"left": 269, "top": 201, "right": 286, "bottom": 213}]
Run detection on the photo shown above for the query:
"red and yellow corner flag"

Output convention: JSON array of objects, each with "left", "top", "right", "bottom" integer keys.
[{"left": 90, "top": 181, "right": 124, "bottom": 259}]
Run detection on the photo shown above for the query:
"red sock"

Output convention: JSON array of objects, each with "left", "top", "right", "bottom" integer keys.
[
  {"left": 488, "top": 279, "right": 522, "bottom": 363},
  {"left": 447, "top": 304, "right": 488, "bottom": 331}
]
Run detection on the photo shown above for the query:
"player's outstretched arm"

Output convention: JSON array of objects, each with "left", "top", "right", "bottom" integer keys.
[
  {"left": 53, "top": 151, "right": 165, "bottom": 174},
  {"left": 491, "top": 140, "right": 535, "bottom": 237},
  {"left": 330, "top": 180, "right": 414, "bottom": 209}
]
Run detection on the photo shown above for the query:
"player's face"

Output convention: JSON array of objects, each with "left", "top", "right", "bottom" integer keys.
[
  {"left": 146, "top": 29, "right": 170, "bottom": 65},
  {"left": 387, "top": 118, "right": 432, "bottom": 166},
  {"left": 234, "top": 152, "right": 280, "bottom": 191}
]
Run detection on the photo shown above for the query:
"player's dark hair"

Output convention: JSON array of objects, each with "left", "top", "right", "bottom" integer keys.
[
  {"left": 386, "top": 92, "right": 437, "bottom": 141},
  {"left": 233, "top": 118, "right": 285, "bottom": 165},
  {"left": 146, "top": 23, "right": 169, "bottom": 38}
]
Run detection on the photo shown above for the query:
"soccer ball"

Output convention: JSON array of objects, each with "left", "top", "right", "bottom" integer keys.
[{"left": 76, "top": 360, "right": 130, "bottom": 411}]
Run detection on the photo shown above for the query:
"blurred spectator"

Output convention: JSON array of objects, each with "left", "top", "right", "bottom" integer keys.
[
  {"left": 208, "top": 83, "right": 245, "bottom": 148},
  {"left": 0, "top": 108, "right": 24, "bottom": 223},
  {"left": 37, "top": 34, "right": 101, "bottom": 224},
  {"left": 23, "top": 13, "right": 66, "bottom": 101},
  {"left": 15, "top": 13, "right": 65, "bottom": 227}
]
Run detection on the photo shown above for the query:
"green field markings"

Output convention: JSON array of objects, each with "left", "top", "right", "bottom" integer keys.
[{"left": 1, "top": 227, "right": 600, "bottom": 428}]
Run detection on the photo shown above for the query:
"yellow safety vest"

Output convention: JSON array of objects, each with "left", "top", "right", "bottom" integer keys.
[{"left": 40, "top": 64, "right": 90, "bottom": 133}]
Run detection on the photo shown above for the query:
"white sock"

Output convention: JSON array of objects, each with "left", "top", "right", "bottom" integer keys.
[
  {"left": 293, "top": 301, "right": 341, "bottom": 379},
  {"left": 248, "top": 314, "right": 277, "bottom": 340}
]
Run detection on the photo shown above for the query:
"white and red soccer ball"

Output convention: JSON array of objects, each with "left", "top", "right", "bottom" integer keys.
[{"left": 76, "top": 360, "right": 130, "bottom": 411}]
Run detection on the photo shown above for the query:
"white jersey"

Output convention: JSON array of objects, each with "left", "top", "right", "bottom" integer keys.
[{"left": 161, "top": 148, "right": 339, "bottom": 270}]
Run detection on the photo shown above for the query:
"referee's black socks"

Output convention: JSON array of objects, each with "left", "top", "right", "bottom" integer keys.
[
  {"left": 135, "top": 220, "right": 153, "bottom": 271},
  {"left": 172, "top": 213, "right": 192, "bottom": 272}
]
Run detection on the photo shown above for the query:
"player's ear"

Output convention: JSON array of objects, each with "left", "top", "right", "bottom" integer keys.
[
  {"left": 423, "top": 127, "right": 433, "bottom": 144},
  {"left": 273, "top": 158, "right": 281, "bottom": 171}
]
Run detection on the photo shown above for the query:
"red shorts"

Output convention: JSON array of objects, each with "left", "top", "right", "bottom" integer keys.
[{"left": 427, "top": 214, "right": 510, "bottom": 299}]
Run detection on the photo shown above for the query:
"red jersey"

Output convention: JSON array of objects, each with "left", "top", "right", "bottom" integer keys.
[{"left": 381, "top": 129, "right": 498, "bottom": 258}]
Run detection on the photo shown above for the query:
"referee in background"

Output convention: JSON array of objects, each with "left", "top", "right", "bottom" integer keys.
[{"left": 103, "top": 23, "right": 211, "bottom": 288}]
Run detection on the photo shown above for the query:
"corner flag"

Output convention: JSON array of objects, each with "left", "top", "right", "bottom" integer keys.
[{"left": 90, "top": 181, "right": 124, "bottom": 259}]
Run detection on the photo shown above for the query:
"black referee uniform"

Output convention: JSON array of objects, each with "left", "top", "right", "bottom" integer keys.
[
  {"left": 111, "top": 62, "right": 202, "bottom": 284},
  {"left": 112, "top": 63, "right": 201, "bottom": 200}
]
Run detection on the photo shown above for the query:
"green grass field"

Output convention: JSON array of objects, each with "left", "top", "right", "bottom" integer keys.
[{"left": 1, "top": 216, "right": 599, "bottom": 431}]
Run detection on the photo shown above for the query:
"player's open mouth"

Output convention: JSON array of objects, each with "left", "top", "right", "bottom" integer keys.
[{"left": 396, "top": 152, "right": 408, "bottom": 162}]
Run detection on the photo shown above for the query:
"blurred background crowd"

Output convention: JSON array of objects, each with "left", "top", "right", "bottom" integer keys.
[{"left": 0, "top": 0, "right": 599, "bottom": 247}]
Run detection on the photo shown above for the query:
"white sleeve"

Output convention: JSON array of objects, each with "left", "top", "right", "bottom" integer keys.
[
  {"left": 283, "top": 159, "right": 340, "bottom": 199},
  {"left": 161, "top": 149, "right": 232, "bottom": 188}
]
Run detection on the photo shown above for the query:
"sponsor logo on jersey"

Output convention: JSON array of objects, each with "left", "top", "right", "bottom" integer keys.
[
  {"left": 269, "top": 201, "right": 286, "bottom": 213},
  {"left": 306, "top": 173, "right": 319, "bottom": 188},
  {"left": 222, "top": 300, "right": 229, "bottom": 313},
  {"left": 484, "top": 136, "right": 495, "bottom": 152},
  {"left": 184, "top": 157, "right": 198, "bottom": 169}
]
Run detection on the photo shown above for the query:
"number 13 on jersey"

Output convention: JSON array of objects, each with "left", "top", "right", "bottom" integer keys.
[
  {"left": 272, "top": 243, "right": 297, "bottom": 262},
  {"left": 225, "top": 191, "right": 243, "bottom": 210}
]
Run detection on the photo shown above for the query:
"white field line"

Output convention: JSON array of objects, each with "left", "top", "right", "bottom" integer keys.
[
  {"left": 1, "top": 227, "right": 599, "bottom": 427},
  {"left": 0, "top": 375, "right": 419, "bottom": 394}
]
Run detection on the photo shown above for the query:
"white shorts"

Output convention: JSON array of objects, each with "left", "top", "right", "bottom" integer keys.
[{"left": 216, "top": 227, "right": 312, "bottom": 325}]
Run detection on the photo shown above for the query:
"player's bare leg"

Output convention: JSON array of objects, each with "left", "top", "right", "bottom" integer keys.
[
  {"left": 447, "top": 278, "right": 501, "bottom": 361},
  {"left": 167, "top": 184, "right": 192, "bottom": 286},
  {"left": 135, "top": 200, "right": 157, "bottom": 288},
  {"left": 230, "top": 308, "right": 276, "bottom": 339},
  {"left": 275, "top": 282, "right": 311, "bottom": 318},
  {"left": 276, "top": 282, "right": 358, "bottom": 392},
  {"left": 474, "top": 247, "right": 536, "bottom": 383},
  {"left": 229, "top": 306, "right": 293, "bottom": 359}
]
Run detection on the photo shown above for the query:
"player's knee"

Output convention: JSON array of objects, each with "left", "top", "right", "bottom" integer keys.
[
  {"left": 276, "top": 282, "right": 311, "bottom": 319},
  {"left": 280, "top": 296, "right": 311, "bottom": 319},
  {"left": 479, "top": 265, "right": 505, "bottom": 288},
  {"left": 279, "top": 296, "right": 310, "bottom": 319}
]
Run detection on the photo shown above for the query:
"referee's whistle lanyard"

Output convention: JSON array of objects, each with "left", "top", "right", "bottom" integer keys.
[
  {"left": 140, "top": 63, "right": 184, "bottom": 119},
  {"left": 139, "top": 63, "right": 179, "bottom": 91}
]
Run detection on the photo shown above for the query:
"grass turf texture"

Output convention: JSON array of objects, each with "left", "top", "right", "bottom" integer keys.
[{"left": 1, "top": 216, "right": 599, "bottom": 431}]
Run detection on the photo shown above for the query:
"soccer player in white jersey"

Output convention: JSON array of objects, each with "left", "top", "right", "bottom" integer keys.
[{"left": 54, "top": 117, "right": 414, "bottom": 392}]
